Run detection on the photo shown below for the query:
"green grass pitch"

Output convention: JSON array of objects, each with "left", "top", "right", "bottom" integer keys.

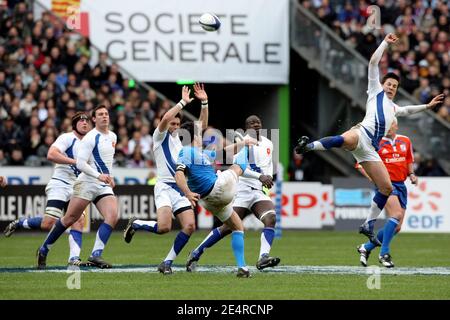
[{"left": 0, "top": 230, "right": 449, "bottom": 299}]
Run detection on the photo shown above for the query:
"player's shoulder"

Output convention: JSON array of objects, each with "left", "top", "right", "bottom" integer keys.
[
  {"left": 109, "top": 130, "right": 117, "bottom": 140},
  {"left": 260, "top": 135, "right": 273, "bottom": 146},
  {"left": 396, "top": 134, "right": 411, "bottom": 143}
]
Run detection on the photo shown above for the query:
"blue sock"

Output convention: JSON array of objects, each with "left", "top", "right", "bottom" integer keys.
[
  {"left": 132, "top": 219, "right": 158, "bottom": 233},
  {"left": 380, "top": 218, "right": 400, "bottom": 256},
  {"left": 40, "top": 219, "right": 67, "bottom": 255},
  {"left": 366, "top": 191, "right": 390, "bottom": 232},
  {"left": 364, "top": 227, "right": 384, "bottom": 252},
  {"left": 231, "top": 231, "right": 246, "bottom": 268},
  {"left": 164, "top": 231, "right": 191, "bottom": 265},
  {"left": 192, "top": 228, "right": 225, "bottom": 259},
  {"left": 233, "top": 146, "right": 249, "bottom": 172},
  {"left": 91, "top": 223, "right": 113, "bottom": 257},
  {"left": 317, "top": 136, "right": 344, "bottom": 149},
  {"left": 260, "top": 227, "right": 275, "bottom": 257},
  {"left": 18, "top": 217, "right": 42, "bottom": 230},
  {"left": 68, "top": 230, "right": 83, "bottom": 260}
]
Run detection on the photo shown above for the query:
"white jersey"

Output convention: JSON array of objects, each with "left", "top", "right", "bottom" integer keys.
[
  {"left": 76, "top": 128, "right": 116, "bottom": 183},
  {"left": 362, "top": 63, "right": 405, "bottom": 151},
  {"left": 153, "top": 127, "right": 182, "bottom": 183},
  {"left": 50, "top": 132, "right": 81, "bottom": 185},
  {"left": 236, "top": 135, "right": 273, "bottom": 190}
]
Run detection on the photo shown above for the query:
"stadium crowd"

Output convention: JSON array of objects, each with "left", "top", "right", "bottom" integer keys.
[
  {"left": 0, "top": 1, "right": 172, "bottom": 168},
  {"left": 300, "top": 0, "right": 450, "bottom": 123}
]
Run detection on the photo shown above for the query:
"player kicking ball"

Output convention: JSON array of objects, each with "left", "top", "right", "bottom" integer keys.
[
  {"left": 175, "top": 121, "right": 261, "bottom": 278},
  {"left": 295, "top": 33, "right": 444, "bottom": 249},
  {"left": 186, "top": 115, "right": 280, "bottom": 272}
]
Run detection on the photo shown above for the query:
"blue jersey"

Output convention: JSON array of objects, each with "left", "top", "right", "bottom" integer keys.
[{"left": 177, "top": 146, "right": 217, "bottom": 197}]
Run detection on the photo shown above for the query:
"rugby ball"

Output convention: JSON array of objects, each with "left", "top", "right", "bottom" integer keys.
[{"left": 199, "top": 13, "right": 221, "bottom": 32}]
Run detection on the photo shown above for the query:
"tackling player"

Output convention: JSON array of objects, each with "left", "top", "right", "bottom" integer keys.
[
  {"left": 36, "top": 105, "right": 117, "bottom": 269},
  {"left": 123, "top": 84, "right": 208, "bottom": 275},
  {"left": 3, "top": 112, "right": 90, "bottom": 266},
  {"left": 185, "top": 115, "right": 280, "bottom": 272},
  {"left": 295, "top": 33, "right": 443, "bottom": 245},
  {"left": 356, "top": 118, "right": 417, "bottom": 267}
]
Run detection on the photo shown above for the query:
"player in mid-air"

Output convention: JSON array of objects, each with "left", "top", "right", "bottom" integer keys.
[
  {"left": 3, "top": 112, "right": 90, "bottom": 266},
  {"left": 175, "top": 120, "right": 263, "bottom": 278},
  {"left": 185, "top": 115, "right": 281, "bottom": 272},
  {"left": 123, "top": 84, "right": 208, "bottom": 275},
  {"left": 356, "top": 118, "right": 417, "bottom": 267},
  {"left": 36, "top": 105, "right": 117, "bottom": 269},
  {"left": 295, "top": 33, "right": 444, "bottom": 258}
]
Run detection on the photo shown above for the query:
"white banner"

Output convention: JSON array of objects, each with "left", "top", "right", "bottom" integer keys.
[
  {"left": 39, "top": 0, "right": 289, "bottom": 84},
  {"left": 402, "top": 177, "right": 450, "bottom": 233},
  {"left": 0, "top": 167, "right": 154, "bottom": 185}
]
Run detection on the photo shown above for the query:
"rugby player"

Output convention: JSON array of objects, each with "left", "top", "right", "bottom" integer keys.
[
  {"left": 295, "top": 33, "right": 444, "bottom": 244},
  {"left": 36, "top": 105, "right": 117, "bottom": 269},
  {"left": 4, "top": 112, "right": 89, "bottom": 266}
]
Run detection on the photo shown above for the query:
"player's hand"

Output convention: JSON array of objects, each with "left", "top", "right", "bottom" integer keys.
[
  {"left": 98, "top": 174, "right": 112, "bottom": 185},
  {"left": 181, "top": 86, "right": 194, "bottom": 105},
  {"left": 259, "top": 175, "right": 274, "bottom": 189},
  {"left": 0, "top": 176, "right": 7, "bottom": 188},
  {"left": 244, "top": 137, "right": 258, "bottom": 146},
  {"left": 409, "top": 174, "right": 418, "bottom": 185},
  {"left": 193, "top": 82, "right": 208, "bottom": 101},
  {"left": 384, "top": 33, "right": 398, "bottom": 44},
  {"left": 186, "top": 192, "right": 200, "bottom": 207},
  {"left": 109, "top": 176, "right": 116, "bottom": 188},
  {"left": 427, "top": 94, "right": 445, "bottom": 109}
]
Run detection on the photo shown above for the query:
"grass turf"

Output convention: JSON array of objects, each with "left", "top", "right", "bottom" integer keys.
[{"left": 0, "top": 230, "right": 449, "bottom": 299}]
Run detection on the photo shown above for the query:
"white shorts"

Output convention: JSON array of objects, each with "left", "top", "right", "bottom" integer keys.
[
  {"left": 154, "top": 181, "right": 192, "bottom": 215},
  {"left": 200, "top": 170, "right": 238, "bottom": 222},
  {"left": 72, "top": 180, "right": 114, "bottom": 203},
  {"left": 350, "top": 127, "right": 382, "bottom": 163},
  {"left": 233, "top": 183, "right": 273, "bottom": 210},
  {"left": 44, "top": 178, "right": 74, "bottom": 218}
]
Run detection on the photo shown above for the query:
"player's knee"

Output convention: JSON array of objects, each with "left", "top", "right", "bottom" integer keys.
[
  {"left": 158, "top": 225, "right": 171, "bottom": 234},
  {"left": 379, "top": 184, "right": 393, "bottom": 195},
  {"left": 262, "top": 213, "right": 276, "bottom": 228},
  {"left": 41, "top": 218, "right": 56, "bottom": 231},
  {"left": 182, "top": 223, "right": 196, "bottom": 235}
]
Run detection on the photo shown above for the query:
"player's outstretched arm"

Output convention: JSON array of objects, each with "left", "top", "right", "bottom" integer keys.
[
  {"left": 158, "top": 86, "right": 193, "bottom": 132},
  {"left": 368, "top": 34, "right": 397, "bottom": 81},
  {"left": 194, "top": 82, "right": 209, "bottom": 130},
  {"left": 47, "top": 146, "right": 76, "bottom": 165},
  {"left": 396, "top": 94, "right": 445, "bottom": 116}
]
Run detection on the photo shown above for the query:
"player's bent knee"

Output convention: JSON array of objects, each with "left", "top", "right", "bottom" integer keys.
[
  {"left": 41, "top": 218, "right": 57, "bottom": 231},
  {"left": 158, "top": 225, "right": 171, "bottom": 234},
  {"left": 380, "top": 184, "right": 394, "bottom": 195},
  {"left": 182, "top": 223, "right": 196, "bottom": 235}
]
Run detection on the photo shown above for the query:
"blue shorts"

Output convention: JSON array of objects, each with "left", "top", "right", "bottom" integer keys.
[{"left": 391, "top": 181, "right": 407, "bottom": 209}]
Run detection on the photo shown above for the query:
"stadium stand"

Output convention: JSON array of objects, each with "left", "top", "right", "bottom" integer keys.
[
  {"left": 0, "top": 1, "right": 180, "bottom": 168},
  {"left": 299, "top": 0, "right": 450, "bottom": 123}
]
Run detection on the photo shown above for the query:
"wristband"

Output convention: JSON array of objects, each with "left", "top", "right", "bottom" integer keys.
[
  {"left": 201, "top": 100, "right": 208, "bottom": 109},
  {"left": 408, "top": 173, "right": 415, "bottom": 176},
  {"left": 178, "top": 100, "right": 186, "bottom": 109}
]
